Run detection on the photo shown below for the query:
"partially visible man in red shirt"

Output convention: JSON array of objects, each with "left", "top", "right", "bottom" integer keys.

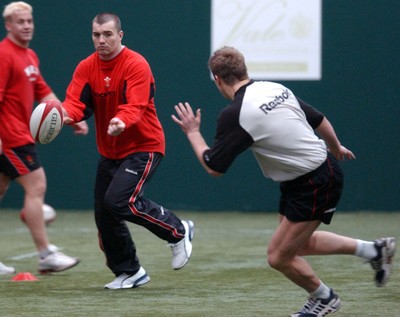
[{"left": 0, "top": 1, "right": 87, "bottom": 275}]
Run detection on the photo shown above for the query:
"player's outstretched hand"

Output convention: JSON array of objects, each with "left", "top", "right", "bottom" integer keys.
[
  {"left": 62, "top": 106, "right": 89, "bottom": 135},
  {"left": 171, "top": 102, "right": 201, "bottom": 135}
]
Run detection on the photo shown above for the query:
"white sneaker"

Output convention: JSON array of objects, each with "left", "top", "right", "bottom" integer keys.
[
  {"left": 291, "top": 289, "right": 342, "bottom": 317},
  {"left": 369, "top": 237, "right": 396, "bottom": 287},
  {"left": 104, "top": 267, "right": 150, "bottom": 289},
  {"left": 38, "top": 245, "right": 79, "bottom": 274},
  {"left": 0, "top": 261, "right": 16, "bottom": 275},
  {"left": 169, "top": 220, "right": 194, "bottom": 270}
]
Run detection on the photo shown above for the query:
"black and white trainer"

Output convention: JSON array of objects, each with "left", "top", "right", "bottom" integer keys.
[
  {"left": 169, "top": 220, "right": 195, "bottom": 270},
  {"left": 369, "top": 237, "right": 396, "bottom": 287},
  {"left": 104, "top": 267, "right": 150, "bottom": 289},
  {"left": 291, "top": 289, "right": 342, "bottom": 317}
]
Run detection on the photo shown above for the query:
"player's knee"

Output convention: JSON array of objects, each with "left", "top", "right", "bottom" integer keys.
[
  {"left": 103, "top": 193, "right": 119, "bottom": 213},
  {"left": 267, "top": 253, "right": 278, "bottom": 269},
  {"left": 36, "top": 182, "right": 46, "bottom": 196},
  {"left": 267, "top": 248, "right": 286, "bottom": 270},
  {"left": 103, "top": 192, "right": 129, "bottom": 216},
  {"left": 23, "top": 180, "right": 46, "bottom": 198}
]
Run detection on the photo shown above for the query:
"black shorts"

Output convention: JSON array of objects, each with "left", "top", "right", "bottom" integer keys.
[
  {"left": 0, "top": 144, "right": 42, "bottom": 179},
  {"left": 279, "top": 152, "right": 344, "bottom": 224}
]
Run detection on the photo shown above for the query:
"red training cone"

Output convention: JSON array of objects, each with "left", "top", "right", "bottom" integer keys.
[{"left": 11, "top": 272, "right": 39, "bottom": 282}]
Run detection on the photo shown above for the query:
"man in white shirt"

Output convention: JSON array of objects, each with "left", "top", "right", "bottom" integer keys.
[{"left": 172, "top": 46, "right": 396, "bottom": 317}]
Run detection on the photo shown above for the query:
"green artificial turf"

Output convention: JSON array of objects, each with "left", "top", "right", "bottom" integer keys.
[{"left": 0, "top": 210, "right": 399, "bottom": 316}]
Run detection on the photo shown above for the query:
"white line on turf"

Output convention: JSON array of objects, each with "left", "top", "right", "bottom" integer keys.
[{"left": 8, "top": 247, "right": 63, "bottom": 261}]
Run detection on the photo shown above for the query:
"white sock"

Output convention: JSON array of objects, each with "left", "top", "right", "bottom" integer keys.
[
  {"left": 310, "top": 281, "right": 331, "bottom": 300},
  {"left": 39, "top": 246, "right": 52, "bottom": 259},
  {"left": 354, "top": 239, "right": 377, "bottom": 260}
]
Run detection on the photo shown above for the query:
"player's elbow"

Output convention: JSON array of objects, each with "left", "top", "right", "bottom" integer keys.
[
  {"left": 201, "top": 159, "right": 223, "bottom": 177},
  {"left": 206, "top": 168, "right": 223, "bottom": 177}
]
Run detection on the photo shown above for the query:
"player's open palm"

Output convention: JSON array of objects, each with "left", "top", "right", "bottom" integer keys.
[{"left": 172, "top": 102, "right": 201, "bottom": 135}]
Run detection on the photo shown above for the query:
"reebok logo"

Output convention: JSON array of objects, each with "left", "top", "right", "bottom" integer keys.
[
  {"left": 259, "top": 88, "right": 290, "bottom": 114},
  {"left": 125, "top": 168, "right": 138, "bottom": 175}
]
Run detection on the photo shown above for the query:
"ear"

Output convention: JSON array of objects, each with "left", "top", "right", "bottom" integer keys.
[
  {"left": 119, "top": 30, "right": 124, "bottom": 40},
  {"left": 5, "top": 21, "right": 11, "bottom": 32}
]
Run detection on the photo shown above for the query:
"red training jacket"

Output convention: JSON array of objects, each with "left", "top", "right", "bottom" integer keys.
[
  {"left": 63, "top": 47, "right": 165, "bottom": 159},
  {"left": 0, "top": 38, "right": 52, "bottom": 148}
]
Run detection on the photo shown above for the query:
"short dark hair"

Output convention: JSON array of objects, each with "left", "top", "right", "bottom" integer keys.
[
  {"left": 92, "top": 13, "right": 121, "bottom": 32},
  {"left": 208, "top": 46, "right": 248, "bottom": 85}
]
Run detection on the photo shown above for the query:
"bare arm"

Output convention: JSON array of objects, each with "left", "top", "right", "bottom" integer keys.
[
  {"left": 316, "top": 117, "right": 355, "bottom": 160},
  {"left": 172, "top": 102, "right": 222, "bottom": 177}
]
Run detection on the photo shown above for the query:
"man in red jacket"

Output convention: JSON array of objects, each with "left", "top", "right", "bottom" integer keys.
[
  {"left": 0, "top": 1, "right": 87, "bottom": 275},
  {"left": 63, "top": 12, "right": 194, "bottom": 289}
]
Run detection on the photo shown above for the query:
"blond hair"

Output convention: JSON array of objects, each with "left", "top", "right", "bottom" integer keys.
[{"left": 2, "top": 1, "right": 32, "bottom": 21}]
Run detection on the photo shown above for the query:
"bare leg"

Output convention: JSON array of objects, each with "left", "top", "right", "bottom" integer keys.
[
  {"left": 267, "top": 216, "right": 322, "bottom": 293},
  {"left": 298, "top": 231, "right": 358, "bottom": 256},
  {"left": 15, "top": 168, "right": 49, "bottom": 251}
]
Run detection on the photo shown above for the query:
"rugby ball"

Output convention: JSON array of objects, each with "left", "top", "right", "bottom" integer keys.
[
  {"left": 20, "top": 203, "right": 57, "bottom": 226},
  {"left": 30, "top": 100, "right": 63, "bottom": 144},
  {"left": 42, "top": 204, "right": 57, "bottom": 224}
]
